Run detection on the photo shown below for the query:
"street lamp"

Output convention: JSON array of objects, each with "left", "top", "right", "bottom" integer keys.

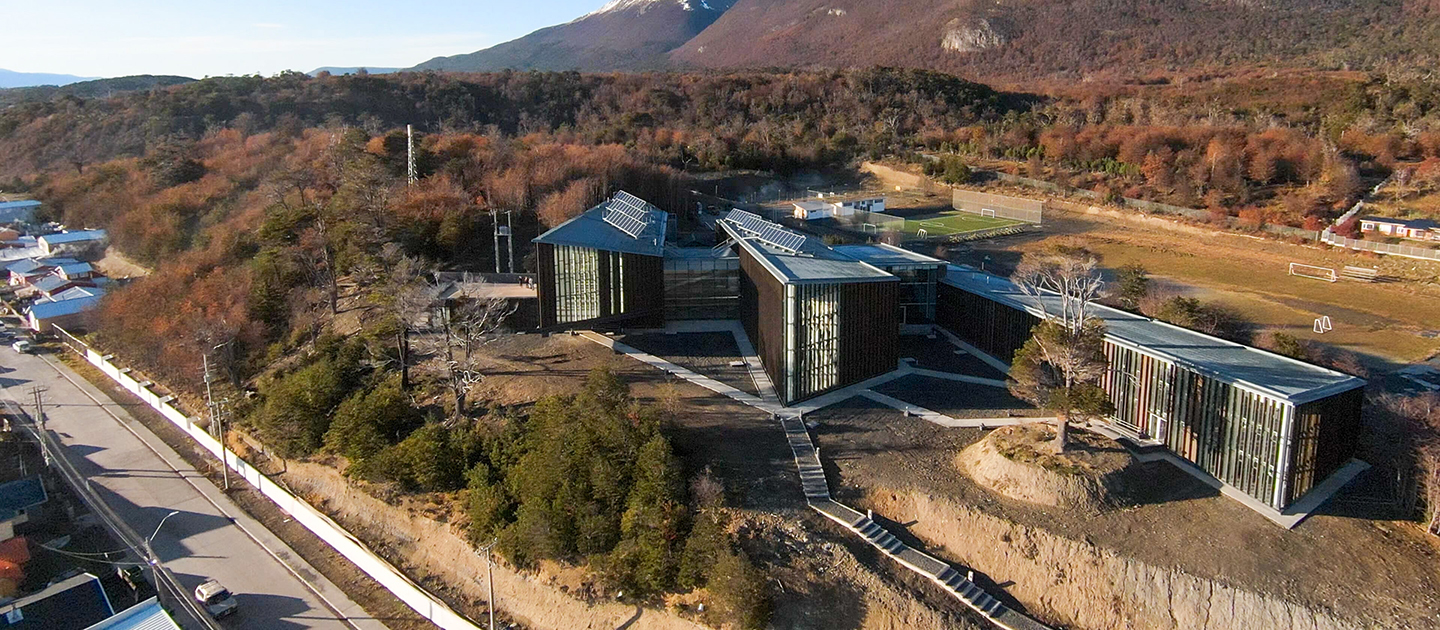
[{"left": 145, "top": 510, "right": 181, "bottom": 564}]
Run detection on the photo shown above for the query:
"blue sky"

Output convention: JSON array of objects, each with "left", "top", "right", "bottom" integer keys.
[{"left": 3, "top": 0, "right": 603, "bottom": 78}]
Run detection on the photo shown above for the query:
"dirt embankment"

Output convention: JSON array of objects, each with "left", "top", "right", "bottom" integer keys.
[
  {"left": 865, "top": 488, "right": 1369, "bottom": 630},
  {"left": 958, "top": 425, "right": 1133, "bottom": 512}
]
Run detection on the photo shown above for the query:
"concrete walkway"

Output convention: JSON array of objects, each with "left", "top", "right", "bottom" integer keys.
[{"left": 580, "top": 328, "right": 1053, "bottom": 630}]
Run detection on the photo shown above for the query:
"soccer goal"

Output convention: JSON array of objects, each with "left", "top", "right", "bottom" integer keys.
[
  {"left": 862, "top": 223, "right": 878, "bottom": 234},
  {"left": 1289, "top": 262, "right": 1338, "bottom": 283},
  {"left": 1313, "top": 315, "right": 1333, "bottom": 334},
  {"left": 980, "top": 208, "right": 997, "bottom": 218},
  {"left": 916, "top": 228, "right": 928, "bottom": 239}
]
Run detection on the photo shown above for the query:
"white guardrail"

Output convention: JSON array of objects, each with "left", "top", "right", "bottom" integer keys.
[{"left": 61, "top": 333, "right": 482, "bottom": 630}]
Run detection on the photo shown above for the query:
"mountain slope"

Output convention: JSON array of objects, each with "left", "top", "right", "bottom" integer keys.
[
  {"left": 413, "top": 0, "right": 735, "bottom": 72},
  {"left": 670, "top": 0, "right": 1440, "bottom": 81},
  {"left": 0, "top": 69, "right": 97, "bottom": 89}
]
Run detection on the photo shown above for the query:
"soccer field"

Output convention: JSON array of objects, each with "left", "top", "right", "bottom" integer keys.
[{"left": 903, "top": 211, "right": 1025, "bottom": 236}]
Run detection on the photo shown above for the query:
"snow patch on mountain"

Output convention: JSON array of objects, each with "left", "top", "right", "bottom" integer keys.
[{"left": 589, "top": 0, "right": 726, "bottom": 17}]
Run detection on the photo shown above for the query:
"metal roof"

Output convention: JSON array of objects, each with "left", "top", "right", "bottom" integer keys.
[
  {"left": 38, "top": 230, "right": 107, "bottom": 246},
  {"left": 533, "top": 192, "right": 668, "bottom": 257},
  {"left": 0, "top": 572, "right": 113, "bottom": 630},
  {"left": 0, "top": 476, "right": 46, "bottom": 520},
  {"left": 718, "top": 220, "right": 894, "bottom": 285},
  {"left": 832, "top": 243, "right": 948, "bottom": 269},
  {"left": 84, "top": 599, "right": 180, "bottom": 630},
  {"left": 0, "top": 201, "right": 41, "bottom": 211},
  {"left": 941, "top": 265, "right": 1364, "bottom": 405},
  {"left": 28, "top": 294, "right": 102, "bottom": 320}
]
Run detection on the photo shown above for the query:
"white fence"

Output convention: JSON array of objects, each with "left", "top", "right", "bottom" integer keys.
[
  {"left": 1318, "top": 232, "right": 1440, "bottom": 261},
  {"left": 58, "top": 328, "right": 483, "bottom": 630},
  {"left": 952, "top": 189, "right": 1044, "bottom": 224}
]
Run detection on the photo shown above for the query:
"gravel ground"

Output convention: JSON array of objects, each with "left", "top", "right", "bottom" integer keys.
[
  {"left": 871, "top": 374, "right": 1048, "bottom": 420},
  {"left": 896, "top": 335, "right": 1009, "bottom": 380},
  {"left": 619, "top": 331, "right": 760, "bottom": 396}
]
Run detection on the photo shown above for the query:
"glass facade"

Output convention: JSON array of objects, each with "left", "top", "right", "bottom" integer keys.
[
  {"left": 553, "top": 245, "right": 600, "bottom": 324},
  {"left": 663, "top": 256, "right": 740, "bottom": 320},
  {"left": 892, "top": 266, "right": 938, "bottom": 325},
  {"left": 787, "top": 283, "right": 840, "bottom": 400}
]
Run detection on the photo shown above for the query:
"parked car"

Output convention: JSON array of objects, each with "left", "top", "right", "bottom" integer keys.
[
  {"left": 194, "top": 578, "right": 238, "bottom": 618},
  {"left": 11, "top": 340, "right": 31, "bottom": 354}
]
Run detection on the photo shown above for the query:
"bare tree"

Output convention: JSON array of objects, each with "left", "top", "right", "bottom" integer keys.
[
  {"left": 1009, "top": 247, "right": 1113, "bottom": 452},
  {"left": 366, "top": 244, "right": 433, "bottom": 390},
  {"left": 421, "top": 273, "right": 517, "bottom": 418}
]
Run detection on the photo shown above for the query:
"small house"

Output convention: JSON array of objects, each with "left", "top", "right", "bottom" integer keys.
[
  {"left": 1357, "top": 216, "right": 1439, "bottom": 241},
  {"left": 36, "top": 230, "right": 107, "bottom": 258}
]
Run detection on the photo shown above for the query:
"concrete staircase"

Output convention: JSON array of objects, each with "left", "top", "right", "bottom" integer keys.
[{"left": 777, "top": 415, "right": 1051, "bottom": 630}]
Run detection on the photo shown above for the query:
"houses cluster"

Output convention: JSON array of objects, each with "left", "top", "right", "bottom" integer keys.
[
  {"left": 1358, "top": 216, "right": 1440, "bottom": 242},
  {"left": 6, "top": 255, "right": 109, "bottom": 332}
]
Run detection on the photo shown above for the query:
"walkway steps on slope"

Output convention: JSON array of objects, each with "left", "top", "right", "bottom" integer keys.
[{"left": 581, "top": 328, "right": 1053, "bottom": 630}]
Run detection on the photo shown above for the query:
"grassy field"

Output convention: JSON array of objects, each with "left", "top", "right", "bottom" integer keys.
[{"left": 902, "top": 210, "right": 1025, "bottom": 236}]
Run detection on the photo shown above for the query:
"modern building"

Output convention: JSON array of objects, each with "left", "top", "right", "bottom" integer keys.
[
  {"left": 1357, "top": 216, "right": 1438, "bottom": 242},
  {"left": 720, "top": 210, "right": 902, "bottom": 404},
  {"left": 532, "top": 191, "right": 668, "bottom": 329},
  {"left": 831, "top": 244, "right": 947, "bottom": 328},
  {"left": 937, "top": 265, "right": 1365, "bottom": 512}
]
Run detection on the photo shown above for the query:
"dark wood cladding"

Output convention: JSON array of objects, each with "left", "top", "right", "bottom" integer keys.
[
  {"left": 937, "top": 282, "right": 1038, "bottom": 362},
  {"left": 836, "top": 281, "right": 899, "bottom": 394},
  {"left": 1287, "top": 386, "right": 1363, "bottom": 505},
  {"left": 537, "top": 242, "right": 558, "bottom": 328},
  {"left": 613, "top": 250, "right": 665, "bottom": 329},
  {"left": 535, "top": 242, "right": 663, "bottom": 330},
  {"left": 737, "top": 246, "right": 786, "bottom": 400}
]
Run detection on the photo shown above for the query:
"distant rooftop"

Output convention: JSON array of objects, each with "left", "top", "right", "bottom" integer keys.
[
  {"left": 38, "top": 230, "right": 107, "bottom": 246},
  {"left": 533, "top": 191, "right": 668, "bottom": 257},
  {"left": 717, "top": 214, "right": 894, "bottom": 285},
  {"left": 942, "top": 265, "right": 1364, "bottom": 405},
  {"left": 0, "top": 200, "right": 41, "bottom": 211}
]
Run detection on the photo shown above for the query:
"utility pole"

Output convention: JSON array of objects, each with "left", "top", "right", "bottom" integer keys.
[
  {"left": 492, "top": 209, "right": 502, "bottom": 274},
  {"left": 28, "top": 385, "right": 47, "bottom": 432},
  {"left": 506, "top": 210, "right": 515, "bottom": 274},
  {"left": 479, "top": 538, "right": 498, "bottom": 630},
  {"left": 204, "top": 342, "right": 230, "bottom": 491},
  {"left": 406, "top": 124, "right": 417, "bottom": 187}
]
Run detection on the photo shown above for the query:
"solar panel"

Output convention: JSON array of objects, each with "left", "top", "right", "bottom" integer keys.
[
  {"left": 604, "top": 209, "right": 648, "bottom": 238},
  {"left": 610, "top": 190, "right": 654, "bottom": 222},
  {"left": 725, "top": 209, "right": 761, "bottom": 227},
  {"left": 722, "top": 208, "right": 808, "bottom": 252},
  {"left": 603, "top": 190, "right": 656, "bottom": 239},
  {"left": 757, "top": 223, "right": 807, "bottom": 253}
]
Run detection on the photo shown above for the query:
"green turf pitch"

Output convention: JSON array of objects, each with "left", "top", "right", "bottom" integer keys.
[{"left": 903, "top": 211, "right": 1024, "bottom": 236}]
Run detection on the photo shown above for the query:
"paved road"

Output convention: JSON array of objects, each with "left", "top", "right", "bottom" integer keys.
[{"left": 0, "top": 347, "right": 386, "bottom": 630}]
